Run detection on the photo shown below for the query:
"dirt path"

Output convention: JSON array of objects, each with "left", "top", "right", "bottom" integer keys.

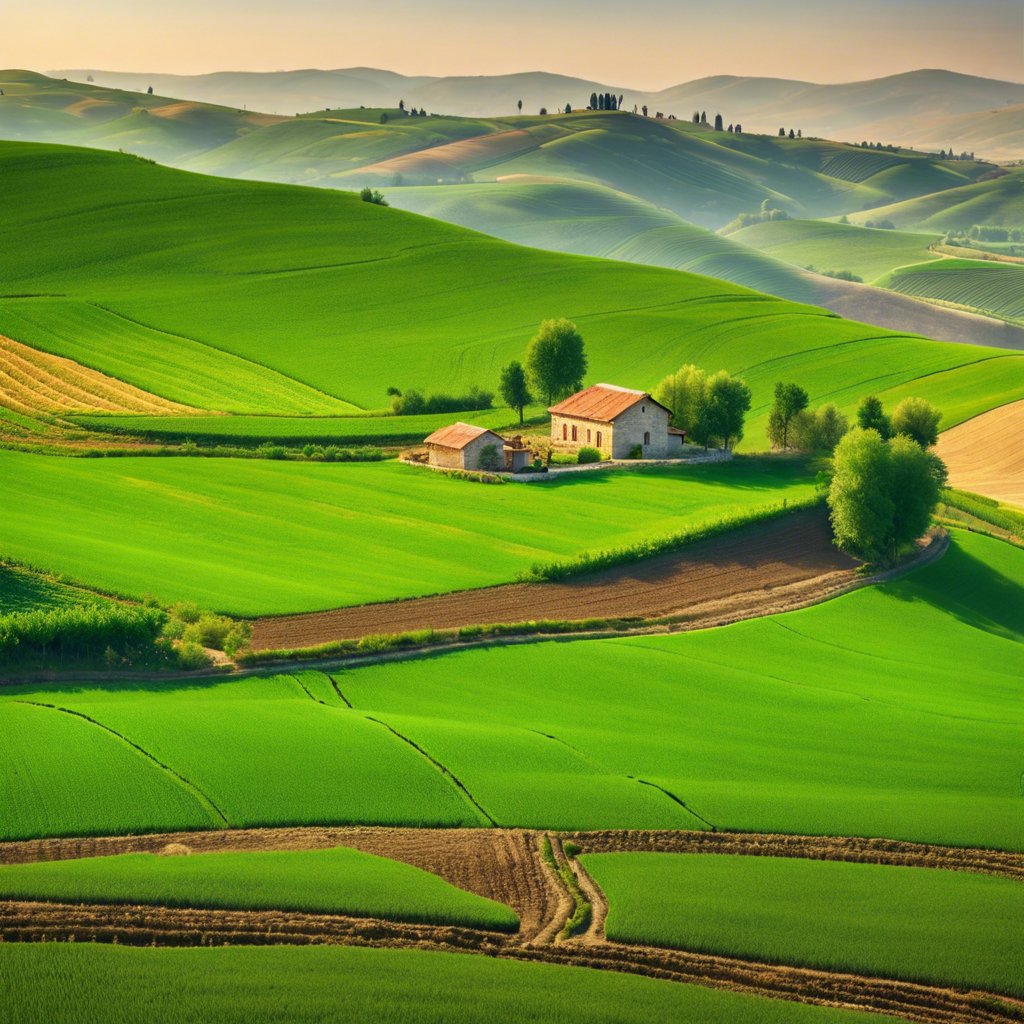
[
  {"left": 3, "top": 825, "right": 1023, "bottom": 1023},
  {"left": 252, "top": 510, "right": 857, "bottom": 650},
  {"left": 936, "top": 400, "right": 1024, "bottom": 507}
]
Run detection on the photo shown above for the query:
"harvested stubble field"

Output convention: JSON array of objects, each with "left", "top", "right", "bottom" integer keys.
[
  {"left": 251, "top": 509, "right": 858, "bottom": 649},
  {"left": 935, "top": 400, "right": 1024, "bottom": 506}
]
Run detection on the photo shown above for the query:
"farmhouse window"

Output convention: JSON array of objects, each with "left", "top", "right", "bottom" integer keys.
[
  {"left": 587, "top": 429, "right": 591, "bottom": 443},
  {"left": 562, "top": 423, "right": 567, "bottom": 441},
  {"left": 642, "top": 405, "right": 646, "bottom": 412},
  {"left": 572, "top": 425, "right": 578, "bottom": 441},
  {"left": 643, "top": 431, "right": 650, "bottom": 445},
  {"left": 596, "top": 431, "right": 602, "bottom": 448}
]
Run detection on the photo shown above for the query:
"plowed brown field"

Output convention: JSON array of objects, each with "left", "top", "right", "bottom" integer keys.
[
  {"left": 936, "top": 400, "right": 1024, "bottom": 506},
  {"left": 252, "top": 509, "right": 858, "bottom": 651}
]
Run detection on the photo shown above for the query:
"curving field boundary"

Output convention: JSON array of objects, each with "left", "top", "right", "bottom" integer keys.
[
  {"left": 3, "top": 825, "right": 1023, "bottom": 1023},
  {"left": 251, "top": 510, "right": 859, "bottom": 651}
]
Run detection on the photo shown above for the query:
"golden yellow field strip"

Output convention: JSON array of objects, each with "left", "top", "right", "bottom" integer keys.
[{"left": 0, "top": 335, "right": 199, "bottom": 418}]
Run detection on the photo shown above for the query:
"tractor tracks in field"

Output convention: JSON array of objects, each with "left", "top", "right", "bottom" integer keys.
[{"left": 3, "top": 825, "right": 1023, "bottom": 1023}]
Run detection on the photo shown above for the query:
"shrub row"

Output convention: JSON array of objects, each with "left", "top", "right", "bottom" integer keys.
[
  {"left": 521, "top": 494, "right": 825, "bottom": 582},
  {"left": 237, "top": 617, "right": 647, "bottom": 665},
  {"left": 941, "top": 489, "right": 1024, "bottom": 537},
  {"left": 0, "top": 604, "right": 167, "bottom": 668}
]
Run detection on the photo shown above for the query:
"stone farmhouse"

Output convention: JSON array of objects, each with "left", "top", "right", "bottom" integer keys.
[
  {"left": 423, "top": 422, "right": 532, "bottom": 472},
  {"left": 550, "top": 384, "right": 685, "bottom": 460}
]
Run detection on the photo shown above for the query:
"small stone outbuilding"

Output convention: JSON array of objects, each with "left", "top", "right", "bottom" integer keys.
[
  {"left": 423, "top": 422, "right": 531, "bottom": 472},
  {"left": 549, "top": 383, "right": 684, "bottom": 459}
]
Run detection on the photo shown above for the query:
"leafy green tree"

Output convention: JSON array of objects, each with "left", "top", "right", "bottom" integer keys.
[
  {"left": 767, "top": 381, "right": 809, "bottom": 449},
  {"left": 828, "top": 429, "right": 945, "bottom": 565},
  {"left": 498, "top": 360, "right": 533, "bottom": 424},
  {"left": 590, "top": 92, "right": 598, "bottom": 110},
  {"left": 653, "top": 364, "right": 708, "bottom": 433},
  {"left": 791, "top": 403, "right": 848, "bottom": 453},
  {"left": 828, "top": 428, "right": 895, "bottom": 564},
  {"left": 526, "top": 319, "right": 587, "bottom": 406},
  {"left": 714, "top": 113, "right": 723, "bottom": 131},
  {"left": 891, "top": 397, "right": 941, "bottom": 448},
  {"left": 856, "top": 395, "right": 891, "bottom": 439},
  {"left": 702, "top": 371, "right": 752, "bottom": 450},
  {"left": 360, "top": 187, "right": 388, "bottom": 206},
  {"left": 478, "top": 444, "right": 501, "bottom": 472}
]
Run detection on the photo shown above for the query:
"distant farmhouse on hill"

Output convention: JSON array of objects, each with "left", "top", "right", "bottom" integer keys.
[
  {"left": 423, "top": 422, "right": 531, "bottom": 472},
  {"left": 550, "top": 384, "right": 684, "bottom": 459}
]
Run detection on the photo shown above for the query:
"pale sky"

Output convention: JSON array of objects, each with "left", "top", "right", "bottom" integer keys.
[{"left": 5, "top": 0, "right": 1023, "bottom": 87}]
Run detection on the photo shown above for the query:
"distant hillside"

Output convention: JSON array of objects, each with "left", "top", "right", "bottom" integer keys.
[
  {"left": 2, "top": 141, "right": 1019, "bottom": 444},
  {"left": 384, "top": 180, "right": 1024, "bottom": 350},
  {"left": 0, "top": 70, "right": 283, "bottom": 164},
  {"left": 846, "top": 168, "right": 1024, "bottom": 231},
  {"left": 51, "top": 66, "right": 1024, "bottom": 159},
  {"left": 3, "top": 75, "right": 996, "bottom": 230}
]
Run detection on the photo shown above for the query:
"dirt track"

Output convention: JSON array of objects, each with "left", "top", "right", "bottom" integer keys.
[
  {"left": 252, "top": 510, "right": 858, "bottom": 650},
  {"left": 936, "top": 400, "right": 1024, "bottom": 506},
  {"left": 4, "top": 825, "right": 1024, "bottom": 1023}
]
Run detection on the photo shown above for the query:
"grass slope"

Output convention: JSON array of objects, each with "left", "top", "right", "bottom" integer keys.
[
  {"left": 69, "top": 406, "right": 544, "bottom": 446},
  {"left": 0, "top": 563, "right": 108, "bottom": 613},
  {"left": 0, "top": 673, "right": 487, "bottom": 840},
  {"left": 879, "top": 258, "right": 1024, "bottom": 325},
  {"left": 586, "top": 853, "right": 1024, "bottom": 997},
  {"left": 847, "top": 169, "right": 1024, "bottom": 231},
  {"left": 335, "top": 530, "right": 1023, "bottom": 847},
  {"left": 0, "top": 944, "right": 903, "bottom": 1024},
  {"left": 0, "top": 452, "right": 817, "bottom": 614},
  {"left": 727, "top": 219, "right": 940, "bottom": 283},
  {"left": 4, "top": 532, "right": 1020, "bottom": 846},
  {"left": 0, "top": 846, "right": 518, "bottom": 931},
  {"left": 0, "top": 142, "right": 1018, "bottom": 432}
]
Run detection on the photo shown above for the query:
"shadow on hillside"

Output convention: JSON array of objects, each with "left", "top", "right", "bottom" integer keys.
[{"left": 882, "top": 537, "right": 1022, "bottom": 643}]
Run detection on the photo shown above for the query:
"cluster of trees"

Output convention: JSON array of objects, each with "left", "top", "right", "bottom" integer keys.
[
  {"left": 359, "top": 187, "right": 388, "bottom": 206},
  {"left": 653, "top": 364, "right": 752, "bottom": 450},
  {"left": 692, "top": 111, "right": 741, "bottom": 132},
  {"left": 808, "top": 267, "right": 864, "bottom": 283},
  {"left": 388, "top": 385, "right": 494, "bottom": 416},
  {"left": 858, "top": 141, "right": 899, "bottom": 151},
  {"left": 588, "top": 92, "right": 625, "bottom": 111},
  {"left": 397, "top": 100, "right": 430, "bottom": 117},
  {"left": 855, "top": 394, "right": 941, "bottom": 448},
  {"left": 829, "top": 429, "right": 946, "bottom": 566},
  {"left": 860, "top": 218, "right": 896, "bottom": 230},
  {"left": 937, "top": 149, "right": 975, "bottom": 161},
  {"left": 767, "top": 383, "right": 849, "bottom": 454},
  {"left": 778, "top": 127, "right": 803, "bottom": 139},
  {"left": 498, "top": 319, "right": 589, "bottom": 423},
  {"left": 721, "top": 199, "right": 791, "bottom": 234},
  {"left": 964, "top": 224, "right": 1024, "bottom": 243}
]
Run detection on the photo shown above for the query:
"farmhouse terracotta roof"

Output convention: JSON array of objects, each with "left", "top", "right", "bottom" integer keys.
[
  {"left": 422, "top": 422, "right": 504, "bottom": 450},
  {"left": 548, "top": 384, "right": 671, "bottom": 423},
  {"left": 668, "top": 426, "right": 686, "bottom": 435}
]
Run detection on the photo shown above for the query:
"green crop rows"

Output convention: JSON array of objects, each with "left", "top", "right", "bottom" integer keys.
[
  {"left": 0, "top": 846, "right": 518, "bottom": 931},
  {"left": 3, "top": 531, "right": 1020, "bottom": 848},
  {"left": 0, "top": 944, "right": 903, "bottom": 1024},
  {"left": 585, "top": 853, "right": 1024, "bottom": 997}
]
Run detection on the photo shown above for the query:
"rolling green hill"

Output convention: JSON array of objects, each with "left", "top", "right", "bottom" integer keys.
[
  {"left": 2, "top": 74, "right": 1000, "bottom": 231},
  {"left": 54, "top": 66, "right": 1024, "bottom": 156},
  {"left": 0, "top": 70, "right": 284, "bottom": 165},
  {"left": 846, "top": 169, "right": 1024, "bottom": 231},
  {"left": 726, "top": 219, "right": 941, "bottom": 283},
  {"left": 2, "top": 140, "right": 1019, "bottom": 431},
  {"left": 878, "top": 258, "right": 1024, "bottom": 325}
]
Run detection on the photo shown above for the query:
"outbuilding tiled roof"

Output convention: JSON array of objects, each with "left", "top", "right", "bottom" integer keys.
[
  {"left": 548, "top": 384, "right": 671, "bottom": 423},
  {"left": 422, "top": 422, "right": 504, "bottom": 450}
]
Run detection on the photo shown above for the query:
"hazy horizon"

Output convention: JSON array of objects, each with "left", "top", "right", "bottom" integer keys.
[{"left": 8, "top": 0, "right": 1023, "bottom": 90}]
